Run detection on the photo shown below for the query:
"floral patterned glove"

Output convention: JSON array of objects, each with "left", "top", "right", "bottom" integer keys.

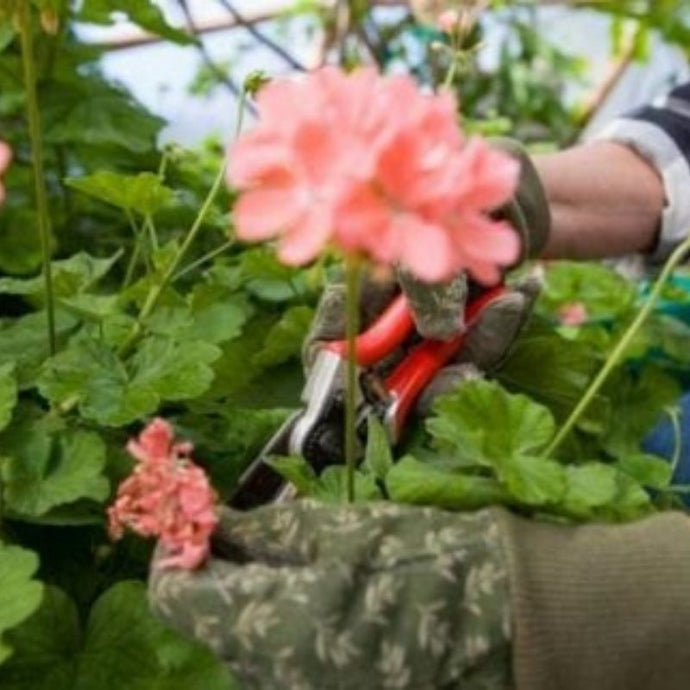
[{"left": 150, "top": 500, "right": 512, "bottom": 690}]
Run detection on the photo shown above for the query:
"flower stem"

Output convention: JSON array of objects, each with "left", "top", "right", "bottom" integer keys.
[
  {"left": 118, "top": 90, "right": 248, "bottom": 358},
  {"left": 543, "top": 234, "right": 690, "bottom": 458},
  {"left": 19, "top": 5, "right": 56, "bottom": 355},
  {"left": 118, "top": 161, "right": 227, "bottom": 357},
  {"left": 173, "top": 239, "right": 235, "bottom": 282},
  {"left": 344, "top": 254, "right": 361, "bottom": 503}
]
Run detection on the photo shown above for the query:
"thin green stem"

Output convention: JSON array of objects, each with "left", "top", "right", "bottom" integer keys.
[
  {"left": 118, "top": 90, "right": 247, "bottom": 358},
  {"left": 121, "top": 242, "right": 141, "bottom": 290},
  {"left": 543, "top": 234, "right": 690, "bottom": 458},
  {"left": 145, "top": 215, "right": 159, "bottom": 252},
  {"left": 344, "top": 254, "right": 361, "bottom": 503},
  {"left": 118, "top": 161, "right": 227, "bottom": 357},
  {"left": 173, "top": 239, "right": 234, "bottom": 282},
  {"left": 19, "top": 5, "right": 56, "bottom": 354}
]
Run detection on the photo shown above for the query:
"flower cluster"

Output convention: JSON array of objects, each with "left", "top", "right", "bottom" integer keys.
[
  {"left": 0, "top": 141, "right": 12, "bottom": 205},
  {"left": 228, "top": 67, "right": 519, "bottom": 284},
  {"left": 108, "top": 418, "right": 218, "bottom": 570}
]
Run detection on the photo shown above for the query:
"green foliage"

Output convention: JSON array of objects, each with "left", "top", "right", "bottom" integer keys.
[
  {"left": 363, "top": 415, "right": 394, "bottom": 481},
  {"left": 66, "top": 172, "right": 174, "bottom": 218},
  {"left": 0, "top": 544, "right": 43, "bottom": 665},
  {"left": 1, "top": 412, "right": 109, "bottom": 520},
  {"left": 78, "top": 0, "right": 196, "bottom": 46},
  {"left": 0, "top": 363, "right": 17, "bottom": 431},
  {"left": 428, "top": 380, "right": 555, "bottom": 465},
  {"left": 0, "top": 582, "right": 236, "bottom": 689}
]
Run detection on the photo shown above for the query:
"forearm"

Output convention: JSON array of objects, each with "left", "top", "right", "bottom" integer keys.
[{"left": 536, "top": 141, "right": 665, "bottom": 260}]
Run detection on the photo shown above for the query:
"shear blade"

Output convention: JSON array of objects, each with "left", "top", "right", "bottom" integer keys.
[{"left": 228, "top": 410, "right": 302, "bottom": 510}]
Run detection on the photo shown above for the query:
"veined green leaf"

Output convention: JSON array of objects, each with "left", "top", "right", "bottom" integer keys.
[
  {"left": 0, "top": 544, "right": 43, "bottom": 666},
  {"left": 66, "top": 172, "right": 174, "bottom": 217},
  {"left": 38, "top": 337, "right": 221, "bottom": 427},
  {"left": 386, "top": 456, "right": 508, "bottom": 510},
  {"left": 427, "top": 379, "right": 556, "bottom": 466},
  {"left": 0, "top": 252, "right": 121, "bottom": 301},
  {"left": 252, "top": 306, "right": 314, "bottom": 368},
  {"left": 0, "top": 583, "right": 235, "bottom": 689},
  {"left": 1, "top": 415, "right": 109, "bottom": 519}
]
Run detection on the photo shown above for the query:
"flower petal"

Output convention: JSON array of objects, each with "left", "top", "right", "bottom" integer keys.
[{"left": 234, "top": 185, "right": 305, "bottom": 242}]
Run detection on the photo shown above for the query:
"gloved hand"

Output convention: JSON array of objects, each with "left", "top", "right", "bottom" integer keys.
[
  {"left": 150, "top": 500, "right": 690, "bottom": 690},
  {"left": 303, "top": 138, "right": 549, "bottom": 412}
]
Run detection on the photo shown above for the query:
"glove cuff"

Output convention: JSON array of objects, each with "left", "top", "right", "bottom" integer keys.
[
  {"left": 496, "top": 508, "right": 690, "bottom": 690},
  {"left": 491, "top": 138, "right": 551, "bottom": 261}
]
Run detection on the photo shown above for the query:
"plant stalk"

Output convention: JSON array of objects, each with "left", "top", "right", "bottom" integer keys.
[
  {"left": 19, "top": 4, "right": 56, "bottom": 355},
  {"left": 344, "top": 254, "right": 361, "bottom": 503},
  {"left": 118, "top": 90, "right": 247, "bottom": 357},
  {"left": 543, "top": 234, "right": 690, "bottom": 458}
]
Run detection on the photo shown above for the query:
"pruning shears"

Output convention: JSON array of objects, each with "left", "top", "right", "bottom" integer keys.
[{"left": 228, "top": 284, "right": 507, "bottom": 510}]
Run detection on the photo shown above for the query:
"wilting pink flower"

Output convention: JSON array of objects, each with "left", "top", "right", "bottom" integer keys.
[
  {"left": 437, "top": 8, "right": 461, "bottom": 33},
  {"left": 228, "top": 67, "right": 519, "bottom": 284},
  {"left": 108, "top": 418, "right": 218, "bottom": 571},
  {"left": 0, "top": 141, "right": 12, "bottom": 205},
  {"left": 559, "top": 302, "right": 588, "bottom": 327}
]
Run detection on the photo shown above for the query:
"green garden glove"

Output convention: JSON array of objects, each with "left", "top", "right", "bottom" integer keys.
[
  {"left": 149, "top": 501, "right": 690, "bottom": 690},
  {"left": 150, "top": 500, "right": 512, "bottom": 690}
]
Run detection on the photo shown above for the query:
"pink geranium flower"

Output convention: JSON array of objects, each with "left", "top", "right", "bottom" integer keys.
[
  {"left": 0, "top": 141, "right": 12, "bottom": 205},
  {"left": 227, "top": 67, "right": 519, "bottom": 284},
  {"left": 559, "top": 302, "right": 588, "bottom": 327},
  {"left": 108, "top": 418, "right": 218, "bottom": 571}
]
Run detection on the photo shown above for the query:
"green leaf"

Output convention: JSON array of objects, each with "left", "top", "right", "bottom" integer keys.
[
  {"left": 0, "top": 583, "right": 236, "bottom": 690},
  {"left": 427, "top": 380, "right": 556, "bottom": 465},
  {"left": 42, "top": 77, "right": 163, "bottom": 154},
  {"left": 66, "top": 172, "right": 174, "bottom": 217},
  {"left": 538, "top": 261, "right": 636, "bottom": 321},
  {"left": 497, "top": 321, "right": 602, "bottom": 422},
  {"left": 363, "top": 415, "right": 393, "bottom": 481},
  {"left": 602, "top": 367, "right": 681, "bottom": 457},
  {"left": 0, "top": 544, "right": 43, "bottom": 665},
  {"left": 78, "top": 0, "right": 196, "bottom": 45},
  {"left": 38, "top": 337, "right": 221, "bottom": 427},
  {"left": 0, "top": 310, "right": 78, "bottom": 387},
  {"left": 146, "top": 293, "right": 250, "bottom": 346},
  {"left": 268, "top": 456, "right": 319, "bottom": 495},
  {"left": 239, "top": 248, "right": 309, "bottom": 302},
  {"left": 252, "top": 306, "right": 314, "bottom": 368},
  {"left": 386, "top": 456, "right": 508, "bottom": 510},
  {"left": 131, "top": 337, "right": 221, "bottom": 401},
  {"left": 0, "top": 363, "right": 17, "bottom": 432},
  {"left": 617, "top": 454, "right": 673, "bottom": 490},
  {"left": 58, "top": 294, "right": 121, "bottom": 322},
  {"left": 38, "top": 340, "right": 153, "bottom": 427},
  {"left": 311, "top": 466, "right": 381, "bottom": 503},
  {"left": 0, "top": 252, "right": 121, "bottom": 300},
  {"left": 497, "top": 454, "right": 566, "bottom": 507},
  {"left": 561, "top": 463, "right": 619, "bottom": 517},
  {"left": 1, "top": 416, "right": 109, "bottom": 519},
  {"left": 269, "top": 457, "right": 380, "bottom": 503}
]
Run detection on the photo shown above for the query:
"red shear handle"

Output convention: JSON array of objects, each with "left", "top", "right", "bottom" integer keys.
[
  {"left": 324, "top": 293, "right": 415, "bottom": 367},
  {"left": 385, "top": 285, "right": 507, "bottom": 437}
]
